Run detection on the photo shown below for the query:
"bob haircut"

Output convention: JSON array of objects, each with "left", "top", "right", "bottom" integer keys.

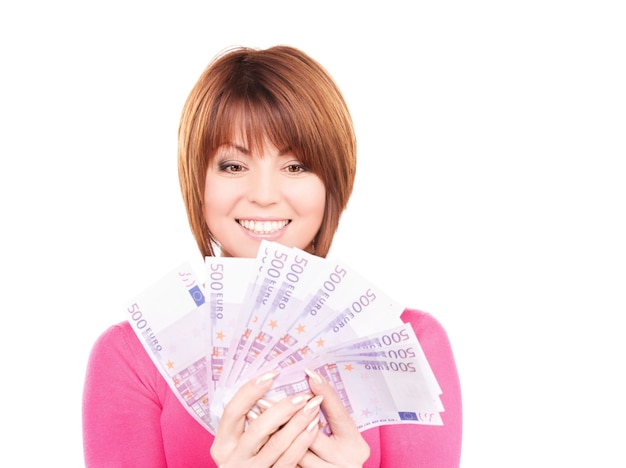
[{"left": 178, "top": 45, "right": 357, "bottom": 258}]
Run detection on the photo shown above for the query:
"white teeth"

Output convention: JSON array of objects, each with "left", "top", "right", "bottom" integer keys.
[{"left": 238, "top": 220, "right": 289, "bottom": 234}]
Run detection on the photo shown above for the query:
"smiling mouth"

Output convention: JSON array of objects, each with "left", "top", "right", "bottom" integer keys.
[{"left": 237, "top": 219, "right": 291, "bottom": 234}]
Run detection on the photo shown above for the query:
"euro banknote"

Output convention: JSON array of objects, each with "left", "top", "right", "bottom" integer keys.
[
  {"left": 125, "top": 241, "right": 444, "bottom": 435},
  {"left": 125, "top": 263, "right": 216, "bottom": 431}
]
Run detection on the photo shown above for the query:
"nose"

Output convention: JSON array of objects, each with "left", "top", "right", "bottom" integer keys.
[{"left": 247, "top": 168, "right": 280, "bottom": 206}]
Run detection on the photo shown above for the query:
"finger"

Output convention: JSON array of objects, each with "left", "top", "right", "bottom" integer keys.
[
  {"left": 245, "top": 407, "right": 260, "bottom": 429},
  {"left": 253, "top": 396, "right": 275, "bottom": 415},
  {"left": 271, "top": 415, "right": 321, "bottom": 468},
  {"left": 249, "top": 394, "right": 323, "bottom": 466},
  {"left": 211, "top": 370, "right": 280, "bottom": 461},
  {"left": 304, "top": 368, "right": 370, "bottom": 465},
  {"left": 305, "top": 368, "right": 359, "bottom": 438},
  {"left": 245, "top": 393, "right": 312, "bottom": 446},
  {"left": 298, "top": 448, "right": 334, "bottom": 468},
  {"left": 217, "top": 369, "right": 280, "bottom": 435}
]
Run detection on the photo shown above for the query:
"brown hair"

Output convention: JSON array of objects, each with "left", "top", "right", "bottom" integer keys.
[{"left": 178, "top": 45, "right": 356, "bottom": 258}]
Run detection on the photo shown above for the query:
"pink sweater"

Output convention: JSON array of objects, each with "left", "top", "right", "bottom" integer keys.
[{"left": 82, "top": 308, "right": 462, "bottom": 467}]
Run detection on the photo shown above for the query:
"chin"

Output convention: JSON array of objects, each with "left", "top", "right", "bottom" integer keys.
[{"left": 224, "top": 242, "right": 264, "bottom": 258}]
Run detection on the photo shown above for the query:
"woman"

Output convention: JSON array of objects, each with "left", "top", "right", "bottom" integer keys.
[{"left": 83, "top": 45, "right": 462, "bottom": 467}]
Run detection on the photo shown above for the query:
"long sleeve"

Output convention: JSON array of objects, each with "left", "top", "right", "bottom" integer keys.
[
  {"left": 82, "top": 312, "right": 461, "bottom": 467},
  {"left": 82, "top": 322, "right": 217, "bottom": 467},
  {"left": 82, "top": 323, "right": 169, "bottom": 467},
  {"left": 376, "top": 309, "right": 463, "bottom": 467}
]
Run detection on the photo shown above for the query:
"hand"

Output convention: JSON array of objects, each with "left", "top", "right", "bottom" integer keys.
[
  {"left": 298, "top": 368, "right": 371, "bottom": 467},
  {"left": 210, "top": 370, "right": 322, "bottom": 467}
]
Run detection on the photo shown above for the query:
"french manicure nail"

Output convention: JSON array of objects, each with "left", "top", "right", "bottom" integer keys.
[
  {"left": 303, "top": 395, "right": 323, "bottom": 414},
  {"left": 255, "top": 369, "right": 280, "bottom": 385},
  {"left": 257, "top": 398, "right": 273, "bottom": 409},
  {"left": 304, "top": 368, "right": 323, "bottom": 384},
  {"left": 291, "top": 393, "right": 313, "bottom": 405},
  {"left": 307, "top": 414, "right": 321, "bottom": 432}
]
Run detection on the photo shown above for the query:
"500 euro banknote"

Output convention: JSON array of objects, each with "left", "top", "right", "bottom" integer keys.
[
  {"left": 211, "top": 322, "right": 443, "bottom": 432},
  {"left": 125, "top": 242, "right": 444, "bottom": 436},
  {"left": 125, "top": 263, "right": 216, "bottom": 433}
]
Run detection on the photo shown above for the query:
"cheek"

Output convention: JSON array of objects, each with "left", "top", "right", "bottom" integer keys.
[
  {"left": 203, "top": 179, "right": 233, "bottom": 218},
  {"left": 203, "top": 187, "right": 218, "bottom": 214},
  {"left": 204, "top": 174, "right": 234, "bottom": 210},
  {"left": 296, "top": 178, "right": 326, "bottom": 216}
]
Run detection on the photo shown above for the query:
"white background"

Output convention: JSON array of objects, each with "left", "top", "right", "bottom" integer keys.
[{"left": 1, "top": 1, "right": 625, "bottom": 466}]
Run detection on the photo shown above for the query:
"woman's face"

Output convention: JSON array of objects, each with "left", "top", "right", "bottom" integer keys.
[{"left": 203, "top": 137, "right": 326, "bottom": 258}]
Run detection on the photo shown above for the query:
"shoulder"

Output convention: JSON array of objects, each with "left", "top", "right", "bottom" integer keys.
[
  {"left": 401, "top": 307, "right": 462, "bottom": 411},
  {"left": 89, "top": 321, "right": 144, "bottom": 357},
  {"left": 85, "top": 321, "right": 161, "bottom": 389},
  {"left": 400, "top": 307, "right": 457, "bottom": 370},
  {"left": 401, "top": 308, "right": 450, "bottom": 341}
]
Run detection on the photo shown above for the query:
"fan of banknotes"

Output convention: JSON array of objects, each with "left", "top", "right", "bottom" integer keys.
[{"left": 126, "top": 240, "right": 444, "bottom": 435}]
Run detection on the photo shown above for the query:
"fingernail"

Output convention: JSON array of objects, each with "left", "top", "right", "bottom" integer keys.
[
  {"left": 247, "top": 409, "right": 259, "bottom": 420},
  {"left": 256, "top": 398, "right": 273, "bottom": 409},
  {"left": 303, "top": 395, "right": 323, "bottom": 414},
  {"left": 305, "top": 368, "right": 323, "bottom": 384},
  {"left": 291, "top": 393, "right": 313, "bottom": 405},
  {"left": 255, "top": 369, "right": 280, "bottom": 386},
  {"left": 307, "top": 414, "right": 321, "bottom": 432}
]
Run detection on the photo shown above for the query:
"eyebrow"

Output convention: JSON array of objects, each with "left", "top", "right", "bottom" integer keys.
[
  {"left": 222, "top": 143, "right": 291, "bottom": 156},
  {"left": 224, "top": 143, "right": 249, "bottom": 155}
]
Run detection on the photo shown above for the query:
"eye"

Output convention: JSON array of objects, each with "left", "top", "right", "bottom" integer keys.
[
  {"left": 285, "top": 163, "right": 307, "bottom": 174},
  {"left": 218, "top": 161, "right": 246, "bottom": 173}
]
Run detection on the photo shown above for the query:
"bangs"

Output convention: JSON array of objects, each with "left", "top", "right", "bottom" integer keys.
[{"left": 206, "top": 88, "right": 323, "bottom": 173}]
